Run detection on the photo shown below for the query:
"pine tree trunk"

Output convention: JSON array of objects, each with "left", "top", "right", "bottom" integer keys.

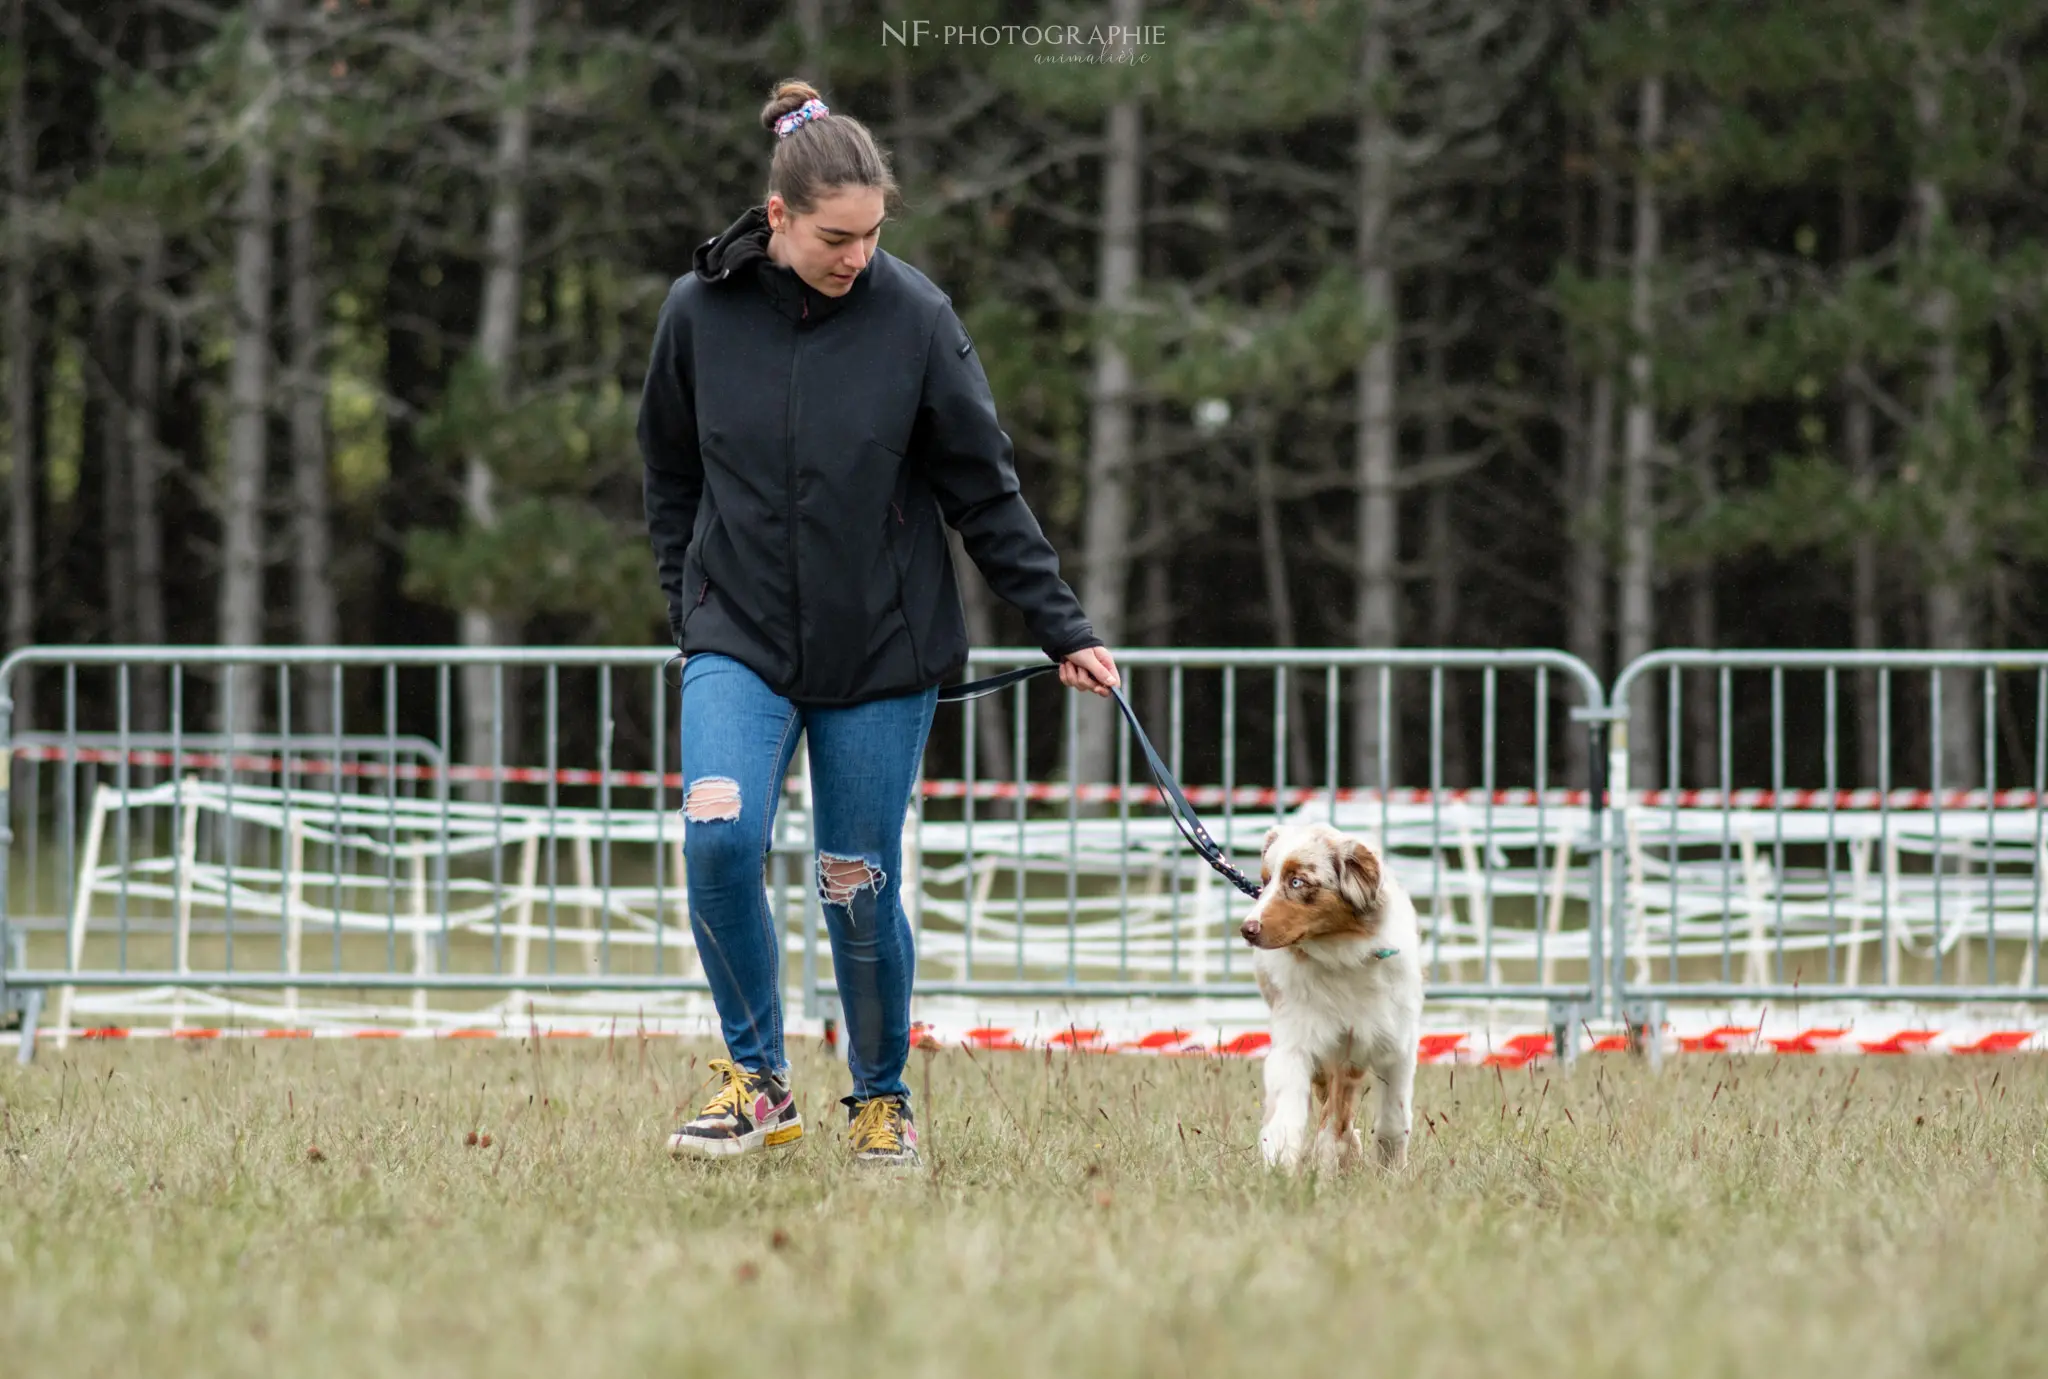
[
  {"left": 95, "top": 286, "right": 134, "bottom": 643},
  {"left": 288, "top": 157, "right": 338, "bottom": 732},
  {"left": 1422, "top": 271, "right": 1467, "bottom": 786},
  {"left": 1911, "top": 53, "right": 1976, "bottom": 790},
  {"left": 1618, "top": 72, "right": 1663, "bottom": 792},
  {"left": 1350, "top": 0, "right": 1398, "bottom": 787},
  {"left": 1570, "top": 374, "right": 1616, "bottom": 776},
  {"left": 5, "top": 0, "right": 36, "bottom": 730},
  {"left": 218, "top": 0, "right": 280, "bottom": 737},
  {"left": 1563, "top": 128, "right": 1613, "bottom": 791},
  {"left": 460, "top": 0, "right": 535, "bottom": 793},
  {"left": 1250, "top": 413, "right": 1314, "bottom": 791},
  {"left": 1074, "top": 0, "right": 1143, "bottom": 787},
  {"left": 797, "top": 0, "right": 829, "bottom": 85},
  {"left": 1686, "top": 411, "right": 1719, "bottom": 788},
  {"left": 886, "top": 28, "right": 921, "bottom": 188},
  {"left": 1139, "top": 488, "right": 1174, "bottom": 750},
  {"left": 1841, "top": 183, "right": 1881, "bottom": 787},
  {"left": 130, "top": 230, "right": 166, "bottom": 727}
]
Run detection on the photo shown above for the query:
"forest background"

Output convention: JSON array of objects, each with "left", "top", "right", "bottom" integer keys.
[{"left": 4, "top": 0, "right": 2045, "bottom": 793}]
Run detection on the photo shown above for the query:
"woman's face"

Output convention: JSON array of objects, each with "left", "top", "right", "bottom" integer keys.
[{"left": 767, "top": 186, "right": 886, "bottom": 297}]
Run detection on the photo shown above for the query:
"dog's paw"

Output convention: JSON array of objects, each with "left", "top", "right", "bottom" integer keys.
[
  {"left": 1308, "top": 1129, "right": 1347, "bottom": 1175},
  {"left": 1260, "top": 1124, "right": 1309, "bottom": 1171}
]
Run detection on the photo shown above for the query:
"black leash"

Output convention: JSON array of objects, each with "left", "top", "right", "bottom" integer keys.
[
  {"left": 664, "top": 652, "right": 1265, "bottom": 903},
  {"left": 938, "top": 664, "right": 1264, "bottom": 901}
]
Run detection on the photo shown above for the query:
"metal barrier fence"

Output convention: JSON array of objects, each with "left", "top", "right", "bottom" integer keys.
[
  {"left": 15, "top": 644, "right": 2044, "bottom": 1061},
  {"left": 1, "top": 645, "right": 1613, "bottom": 1060},
  {"left": 1606, "top": 651, "right": 2048, "bottom": 1031}
]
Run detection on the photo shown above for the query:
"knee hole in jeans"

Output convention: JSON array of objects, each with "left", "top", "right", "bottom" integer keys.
[
  {"left": 818, "top": 853, "right": 885, "bottom": 908},
  {"left": 682, "top": 776, "right": 742, "bottom": 823}
]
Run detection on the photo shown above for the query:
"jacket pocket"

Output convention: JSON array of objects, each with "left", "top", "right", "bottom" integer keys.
[
  {"left": 882, "top": 487, "right": 922, "bottom": 676},
  {"left": 678, "top": 547, "right": 711, "bottom": 641}
]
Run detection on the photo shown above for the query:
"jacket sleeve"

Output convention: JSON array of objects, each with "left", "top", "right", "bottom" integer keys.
[
  {"left": 913, "top": 301, "right": 1102, "bottom": 661},
  {"left": 638, "top": 280, "right": 703, "bottom": 646}
]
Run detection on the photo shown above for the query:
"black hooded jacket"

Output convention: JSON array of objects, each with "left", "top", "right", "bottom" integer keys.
[{"left": 638, "top": 206, "right": 1101, "bottom": 706}]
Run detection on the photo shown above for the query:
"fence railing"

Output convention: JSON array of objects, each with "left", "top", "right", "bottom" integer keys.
[
  {"left": 2, "top": 645, "right": 1613, "bottom": 1057},
  {"left": 6, "top": 643, "right": 2046, "bottom": 1061},
  {"left": 1606, "top": 651, "right": 2048, "bottom": 1022}
]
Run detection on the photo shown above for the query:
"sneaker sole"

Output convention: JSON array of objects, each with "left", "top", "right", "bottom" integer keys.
[{"left": 668, "top": 1118, "right": 804, "bottom": 1159}]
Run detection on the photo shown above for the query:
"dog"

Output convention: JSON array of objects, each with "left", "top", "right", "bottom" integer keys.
[{"left": 1241, "top": 819, "right": 1422, "bottom": 1172}]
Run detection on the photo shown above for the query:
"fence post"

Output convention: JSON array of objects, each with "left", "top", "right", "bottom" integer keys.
[
  {"left": 0, "top": 654, "right": 14, "bottom": 1035},
  {"left": 0, "top": 655, "right": 44, "bottom": 1063},
  {"left": 1604, "top": 704, "right": 1662, "bottom": 1055},
  {"left": 1573, "top": 705, "right": 1610, "bottom": 1026},
  {"left": 1604, "top": 708, "right": 1627, "bottom": 1021}
]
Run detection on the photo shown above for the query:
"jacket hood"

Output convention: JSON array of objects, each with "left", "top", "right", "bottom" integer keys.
[
  {"left": 692, "top": 204, "right": 865, "bottom": 324},
  {"left": 692, "top": 205, "right": 772, "bottom": 283}
]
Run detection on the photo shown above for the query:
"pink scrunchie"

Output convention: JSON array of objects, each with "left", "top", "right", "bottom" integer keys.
[{"left": 774, "top": 98, "right": 830, "bottom": 139}]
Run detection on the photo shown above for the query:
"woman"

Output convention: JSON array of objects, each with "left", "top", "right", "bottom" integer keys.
[{"left": 639, "top": 79, "right": 1120, "bottom": 1167}]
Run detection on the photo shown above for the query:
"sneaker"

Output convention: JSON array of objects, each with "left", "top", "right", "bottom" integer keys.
[
  {"left": 668, "top": 1059, "right": 803, "bottom": 1159},
  {"left": 844, "top": 1094, "right": 921, "bottom": 1169}
]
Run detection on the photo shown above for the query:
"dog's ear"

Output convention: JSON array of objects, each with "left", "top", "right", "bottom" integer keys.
[
  {"left": 1262, "top": 824, "right": 1283, "bottom": 857},
  {"left": 1334, "top": 837, "right": 1382, "bottom": 916}
]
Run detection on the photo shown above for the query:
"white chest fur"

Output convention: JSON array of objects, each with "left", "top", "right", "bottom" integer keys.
[{"left": 1254, "top": 940, "right": 1421, "bottom": 1067}]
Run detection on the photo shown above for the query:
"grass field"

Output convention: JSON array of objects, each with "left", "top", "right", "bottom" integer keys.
[{"left": 4, "top": 1038, "right": 2047, "bottom": 1377}]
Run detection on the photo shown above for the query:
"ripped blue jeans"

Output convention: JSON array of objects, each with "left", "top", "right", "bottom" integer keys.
[{"left": 679, "top": 652, "right": 936, "bottom": 1101}]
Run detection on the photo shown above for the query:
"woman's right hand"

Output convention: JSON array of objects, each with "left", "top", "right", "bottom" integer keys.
[{"left": 1058, "top": 645, "right": 1121, "bottom": 698}]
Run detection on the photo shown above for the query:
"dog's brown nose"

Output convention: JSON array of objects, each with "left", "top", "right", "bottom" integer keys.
[{"left": 1240, "top": 918, "right": 1262, "bottom": 944}]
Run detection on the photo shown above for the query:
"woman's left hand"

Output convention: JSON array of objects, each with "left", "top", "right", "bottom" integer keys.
[{"left": 1059, "top": 645, "right": 1121, "bottom": 698}]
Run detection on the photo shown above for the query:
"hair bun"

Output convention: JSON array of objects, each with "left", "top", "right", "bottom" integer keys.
[
  {"left": 756, "top": 77, "right": 896, "bottom": 217},
  {"left": 760, "top": 79, "right": 824, "bottom": 134}
]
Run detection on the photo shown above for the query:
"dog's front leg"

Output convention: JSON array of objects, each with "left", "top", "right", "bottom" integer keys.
[
  {"left": 1259, "top": 1046, "right": 1315, "bottom": 1170},
  {"left": 1321, "top": 1064, "right": 1367, "bottom": 1171},
  {"left": 1370, "top": 1041, "right": 1417, "bottom": 1170}
]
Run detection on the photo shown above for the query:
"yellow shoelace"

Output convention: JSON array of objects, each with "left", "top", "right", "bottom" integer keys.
[
  {"left": 849, "top": 1097, "right": 904, "bottom": 1152},
  {"left": 697, "top": 1059, "right": 756, "bottom": 1121}
]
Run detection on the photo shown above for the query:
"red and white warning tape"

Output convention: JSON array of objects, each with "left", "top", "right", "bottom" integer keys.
[
  {"left": 918, "top": 783, "right": 2048, "bottom": 809},
  {"left": 921, "top": 1023, "right": 2042, "bottom": 1064},
  {"left": 13, "top": 1021, "right": 2038, "bottom": 1064},
  {"left": 12, "top": 745, "right": 2045, "bottom": 811}
]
